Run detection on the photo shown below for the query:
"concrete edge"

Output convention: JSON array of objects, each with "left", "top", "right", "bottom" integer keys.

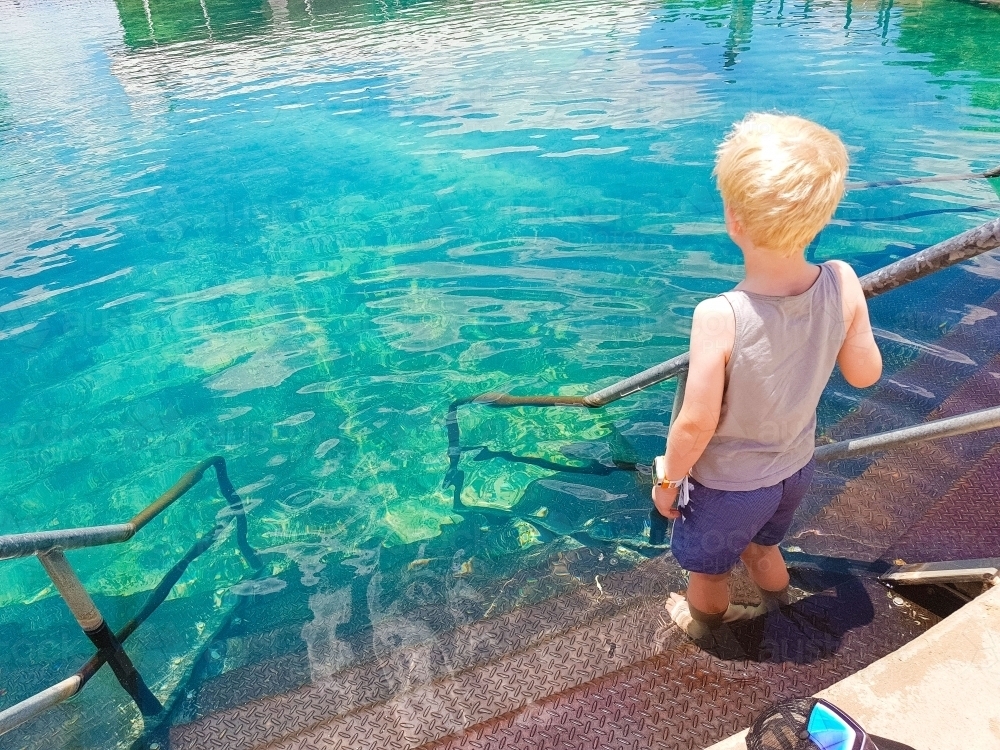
[{"left": 704, "top": 582, "right": 1000, "bottom": 750}]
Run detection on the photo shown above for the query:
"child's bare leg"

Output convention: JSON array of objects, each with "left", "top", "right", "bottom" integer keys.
[
  {"left": 686, "top": 571, "right": 731, "bottom": 616},
  {"left": 741, "top": 542, "right": 791, "bottom": 605},
  {"left": 666, "top": 570, "right": 767, "bottom": 640}
]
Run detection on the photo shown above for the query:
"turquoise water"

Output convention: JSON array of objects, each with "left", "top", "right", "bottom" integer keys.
[{"left": 1, "top": 0, "right": 1000, "bottom": 744}]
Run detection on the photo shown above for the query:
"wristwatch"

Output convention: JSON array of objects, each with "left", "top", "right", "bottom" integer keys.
[
  {"left": 652, "top": 455, "right": 691, "bottom": 511},
  {"left": 652, "top": 455, "right": 685, "bottom": 489}
]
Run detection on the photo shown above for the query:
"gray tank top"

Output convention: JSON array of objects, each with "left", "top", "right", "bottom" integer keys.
[{"left": 690, "top": 262, "right": 845, "bottom": 491}]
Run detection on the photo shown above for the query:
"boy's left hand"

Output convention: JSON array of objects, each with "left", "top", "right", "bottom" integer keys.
[{"left": 652, "top": 483, "right": 681, "bottom": 520}]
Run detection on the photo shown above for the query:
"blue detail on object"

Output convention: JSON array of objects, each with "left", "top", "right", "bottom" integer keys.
[{"left": 807, "top": 702, "right": 858, "bottom": 750}]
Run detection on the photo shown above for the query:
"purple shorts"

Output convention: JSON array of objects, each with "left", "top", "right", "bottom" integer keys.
[{"left": 670, "top": 458, "right": 815, "bottom": 575}]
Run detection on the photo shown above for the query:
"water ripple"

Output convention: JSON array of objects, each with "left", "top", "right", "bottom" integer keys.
[{"left": 2, "top": 7, "right": 1000, "bottom": 743}]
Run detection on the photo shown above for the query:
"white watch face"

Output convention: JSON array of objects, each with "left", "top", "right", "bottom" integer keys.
[{"left": 653, "top": 455, "right": 668, "bottom": 484}]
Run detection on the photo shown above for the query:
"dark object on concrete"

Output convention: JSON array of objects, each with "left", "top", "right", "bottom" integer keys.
[
  {"left": 747, "top": 697, "right": 918, "bottom": 750},
  {"left": 747, "top": 697, "right": 819, "bottom": 750}
]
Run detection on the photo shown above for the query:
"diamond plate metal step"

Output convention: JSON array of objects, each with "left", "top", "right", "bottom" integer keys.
[
  {"left": 416, "top": 578, "right": 929, "bottom": 750},
  {"left": 887, "top": 440, "right": 1000, "bottom": 564},
  {"left": 169, "top": 555, "right": 688, "bottom": 750},
  {"left": 170, "top": 543, "right": 655, "bottom": 725},
  {"left": 789, "top": 352, "right": 1000, "bottom": 562},
  {"left": 171, "top": 562, "right": 934, "bottom": 750}
]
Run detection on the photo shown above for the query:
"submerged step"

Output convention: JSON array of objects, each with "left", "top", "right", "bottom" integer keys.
[
  {"left": 170, "top": 556, "right": 684, "bottom": 750},
  {"left": 887, "top": 440, "right": 1000, "bottom": 565},
  {"left": 174, "top": 565, "right": 936, "bottom": 750},
  {"left": 415, "top": 574, "right": 933, "bottom": 750}
]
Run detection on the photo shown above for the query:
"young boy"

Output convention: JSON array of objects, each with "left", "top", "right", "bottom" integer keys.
[{"left": 652, "top": 113, "right": 882, "bottom": 642}]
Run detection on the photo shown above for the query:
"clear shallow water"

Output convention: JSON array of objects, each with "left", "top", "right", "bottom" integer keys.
[{"left": 1, "top": 0, "right": 1000, "bottom": 744}]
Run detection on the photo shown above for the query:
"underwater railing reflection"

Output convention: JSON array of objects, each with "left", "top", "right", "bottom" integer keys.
[
  {"left": 0, "top": 457, "right": 263, "bottom": 738},
  {"left": 444, "top": 215, "right": 1000, "bottom": 517}
]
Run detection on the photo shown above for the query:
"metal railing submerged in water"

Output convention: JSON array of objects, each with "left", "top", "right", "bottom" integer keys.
[
  {"left": 848, "top": 163, "right": 1000, "bottom": 190},
  {"left": 0, "top": 456, "right": 263, "bottom": 738},
  {"left": 444, "top": 215, "right": 1000, "bottom": 504}
]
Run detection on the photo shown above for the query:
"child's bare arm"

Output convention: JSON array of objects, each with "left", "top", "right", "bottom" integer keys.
[
  {"left": 652, "top": 297, "right": 733, "bottom": 518},
  {"left": 830, "top": 261, "right": 882, "bottom": 388}
]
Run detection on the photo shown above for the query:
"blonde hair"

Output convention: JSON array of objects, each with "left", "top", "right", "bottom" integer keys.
[{"left": 714, "top": 113, "right": 849, "bottom": 256}]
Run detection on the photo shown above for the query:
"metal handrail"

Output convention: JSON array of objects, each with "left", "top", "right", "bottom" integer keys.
[
  {"left": 444, "top": 216, "right": 1000, "bottom": 500},
  {"left": 848, "top": 162, "right": 1000, "bottom": 190},
  {"left": 0, "top": 456, "right": 242, "bottom": 560},
  {"left": 814, "top": 405, "right": 1000, "bottom": 462},
  {"left": 0, "top": 456, "right": 261, "bottom": 738},
  {"left": 458, "top": 215, "right": 1000, "bottom": 412}
]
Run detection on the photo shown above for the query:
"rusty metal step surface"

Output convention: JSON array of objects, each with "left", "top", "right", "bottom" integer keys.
[
  {"left": 170, "top": 556, "right": 935, "bottom": 750},
  {"left": 417, "top": 576, "right": 931, "bottom": 750}
]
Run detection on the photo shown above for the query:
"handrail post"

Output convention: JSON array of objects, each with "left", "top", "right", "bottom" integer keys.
[
  {"left": 649, "top": 370, "right": 690, "bottom": 545},
  {"left": 37, "top": 550, "right": 162, "bottom": 716},
  {"left": 0, "top": 456, "right": 258, "bottom": 737}
]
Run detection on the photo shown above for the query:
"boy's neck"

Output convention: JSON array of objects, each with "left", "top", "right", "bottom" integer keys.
[{"left": 735, "top": 241, "right": 820, "bottom": 297}]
